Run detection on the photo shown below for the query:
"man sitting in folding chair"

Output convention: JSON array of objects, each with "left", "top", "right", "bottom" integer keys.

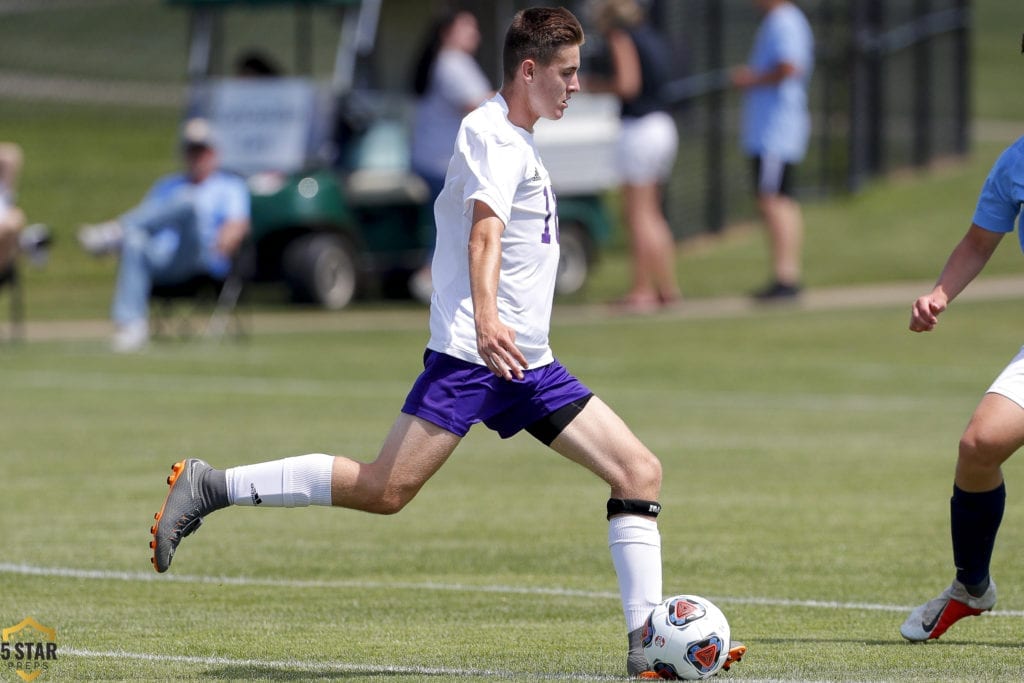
[
  {"left": 78, "top": 118, "right": 250, "bottom": 352},
  {"left": 147, "top": 238, "right": 253, "bottom": 342}
]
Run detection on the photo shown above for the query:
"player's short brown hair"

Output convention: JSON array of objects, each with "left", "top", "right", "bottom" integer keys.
[{"left": 502, "top": 7, "right": 584, "bottom": 82}]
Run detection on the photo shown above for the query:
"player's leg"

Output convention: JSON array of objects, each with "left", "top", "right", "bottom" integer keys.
[
  {"left": 541, "top": 396, "right": 663, "bottom": 676},
  {"left": 901, "top": 391, "right": 1024, "bottom": 641},
  {"left": 547, "top": 395, "right": 661, "bottom": 500},
  {"left": 150, "top": 413, "right": 461, "bottom": 572},
  {"left": 328, "top": 413, "right": 462, "bottom": 514}
]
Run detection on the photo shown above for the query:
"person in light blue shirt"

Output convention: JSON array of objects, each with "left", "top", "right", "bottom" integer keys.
[
  {"left": 731, "top": 0, "right": 814, "bottom": 300},
  {"left": 902, "top": 136, "right": 1024, "bottom": 642},
  {"left": 78, "top": 118, "right": 250, "bottom": 351}
]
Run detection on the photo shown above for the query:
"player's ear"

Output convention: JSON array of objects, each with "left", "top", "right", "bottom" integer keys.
[{"left": 520, "top": 58, "right": 536, "bottom": 83}]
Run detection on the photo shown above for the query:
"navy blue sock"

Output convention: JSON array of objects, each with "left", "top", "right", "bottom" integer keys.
[{"left": 951, "top": 483, "right": 1006, "bottom": 595}]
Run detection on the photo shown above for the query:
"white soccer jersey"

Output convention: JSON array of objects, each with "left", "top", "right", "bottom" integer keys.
[{"left": 427, "top": 94, "right": 560, "bottom": 369}]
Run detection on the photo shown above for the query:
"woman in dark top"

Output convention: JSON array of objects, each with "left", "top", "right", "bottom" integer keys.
[{"left": 595, "top": 0, "right": 681, "bottom": 312}]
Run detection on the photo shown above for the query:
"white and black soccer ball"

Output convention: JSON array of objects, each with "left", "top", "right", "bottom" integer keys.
[{"left": 641, "top": 595, "right": 731, "bottom": 680}]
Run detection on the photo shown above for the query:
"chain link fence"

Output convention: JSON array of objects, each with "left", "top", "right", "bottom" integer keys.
[{"left": 646, "top": 0, "right": 970, "bottom": 238}]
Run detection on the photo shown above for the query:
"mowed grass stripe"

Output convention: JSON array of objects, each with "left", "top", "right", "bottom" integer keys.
[
  {"left": 4, "top": 368, "right": 973, "bottom": 413},
  {"left": 6, "top": 563, "right": 1024, "bottom": 618}
]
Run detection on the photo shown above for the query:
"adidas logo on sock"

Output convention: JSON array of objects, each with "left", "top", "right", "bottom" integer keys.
[{"left": 250, "top": 483, "right": 263, "bottom": 505}]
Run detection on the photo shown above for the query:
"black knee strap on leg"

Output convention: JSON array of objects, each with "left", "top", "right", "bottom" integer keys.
[{"left": 607, "top": 498, "right": 661, "bottom": 520}]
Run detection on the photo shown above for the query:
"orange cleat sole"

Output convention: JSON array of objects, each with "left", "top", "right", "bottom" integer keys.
[
  {"left": 721, "top": 643, "right": 746, "bottom": 672},
  {"left": 149, "top": 459, "right": 187, "bottom": 572}
]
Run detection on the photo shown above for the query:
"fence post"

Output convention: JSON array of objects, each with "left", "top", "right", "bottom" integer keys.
[
  {"left": 912, "top": 0, "right": 933, "bottom": 167},
  {"left": 705, "top": 0, "right": 725, "bottom": 232},
  {"left": 816, "top": 0, "right": 837, "bottom": 194},
  {"left": 848, "top": 0, "right": 884, "bottom": 191},
  {"left": 954, "top": 0, "right": 971, "bottom": 156}
]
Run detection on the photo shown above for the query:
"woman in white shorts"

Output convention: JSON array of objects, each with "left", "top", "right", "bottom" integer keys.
[{"left": 595, "top": 0, "right": 681, "bottom": 312}]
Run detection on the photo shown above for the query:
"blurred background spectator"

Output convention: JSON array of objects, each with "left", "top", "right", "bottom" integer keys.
[
  {"left": 0, "top": 142, "right": 51, "bottom": 276},
  {"left": 77, "top": 118, "right": 250, "bottom": 352},
  {"left": 408, "top": 8, "right": 492, "bottom": 303},
  {"left": 731, "top": 0, "right": 815, "bottom": 301},
  {"left": 591, "top": 0, "right": 682, "bottom": 313}
]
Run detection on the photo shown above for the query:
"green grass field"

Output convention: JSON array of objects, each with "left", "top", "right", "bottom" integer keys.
[
  {"left": 3, "top": 298, "right": 1024, "bottom": 681},
  {"left": 3, "top": 1, "right": 1024, "bottom": 680}
]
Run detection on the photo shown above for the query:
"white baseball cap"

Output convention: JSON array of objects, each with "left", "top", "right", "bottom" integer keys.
[{"left": 181, "top": 117, "right": 217, "bottom": 149}]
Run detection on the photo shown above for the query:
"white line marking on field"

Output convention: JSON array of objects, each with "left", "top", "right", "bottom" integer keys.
[
  {"left": 57, "top": 647, "right": 809, "bottom": 682},
  {"left": 58, "top": 647, "right": 623, "bottom": 681},
  {"left": 3, "top": 562, "right": 1024, "bottom": 618}
]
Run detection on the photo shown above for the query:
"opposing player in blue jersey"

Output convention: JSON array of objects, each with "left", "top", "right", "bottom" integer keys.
[
  {"left": 901, "top": 138, "right": 1024, "bottom": 641},
  {"left": 147, "top": 8, "right": 742, "bottom": 677}
]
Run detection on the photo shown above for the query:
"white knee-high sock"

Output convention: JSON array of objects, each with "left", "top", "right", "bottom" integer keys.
[
  {"left": 225, "top": 453, "right": 334, "bottom": 507},
  {"left": 609, "top": 515, "right": 663, "bottom": 632}
]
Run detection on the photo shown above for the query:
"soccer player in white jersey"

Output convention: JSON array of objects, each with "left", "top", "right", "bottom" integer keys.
[
  {"left": 148, "top": 7, "right": 743, "bottom": 677},
  {"left": 901, "top": 135, "right": 1024, "bottom": 641}
]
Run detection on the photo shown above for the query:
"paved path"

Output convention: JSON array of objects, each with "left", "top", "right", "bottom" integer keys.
[{"left": 16, "top": 275, "right": 1024, "bottom": 343}]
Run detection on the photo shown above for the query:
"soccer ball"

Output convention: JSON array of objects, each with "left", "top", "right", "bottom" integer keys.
[{"left": 641, "top": 595, "right": 731, "bottom": 680}]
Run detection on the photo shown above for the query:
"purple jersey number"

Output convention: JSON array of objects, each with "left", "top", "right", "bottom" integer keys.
[{"left": 541, "top": 186, "right": 560, "bottom": 245}]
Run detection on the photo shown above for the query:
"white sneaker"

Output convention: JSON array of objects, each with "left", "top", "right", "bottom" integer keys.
[
  {"left": 78, "top": 220, "right": 123, "bottom": 256},
  {"left": 112, "top": 320, "right": 149, "bottom": 353},
  {"left": 19, "top": 223, "right": 52, "bottom": 266},
  {"left": 900, "top": 579, "right": 996, "bottom": 642}
]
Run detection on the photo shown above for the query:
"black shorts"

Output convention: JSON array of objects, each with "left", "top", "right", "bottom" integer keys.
[{"left": 750, "top": 155, "right": 798, "bottom": 198}]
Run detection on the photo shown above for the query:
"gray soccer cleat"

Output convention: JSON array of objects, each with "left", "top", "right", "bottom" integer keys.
[
  {"left": 900, "top": 579, "right": 996, "bottom": 642},
  {"left": 626, "top": 625, "right": 656, "bottom": 678},
  {"left": 149, "top": 458, "right": 217, "bottom": 573}
]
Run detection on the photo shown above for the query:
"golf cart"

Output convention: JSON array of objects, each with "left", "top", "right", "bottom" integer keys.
[{"left": 169, "top": 0, "right": 615, "bottom": 309}]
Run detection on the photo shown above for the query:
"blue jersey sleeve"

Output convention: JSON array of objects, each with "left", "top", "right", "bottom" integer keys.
[{"left": 973, "top": 140, "right": 1024, "bottom": 236}]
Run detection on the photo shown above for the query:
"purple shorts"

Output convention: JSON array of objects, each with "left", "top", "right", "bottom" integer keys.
[{"left": 401, "top": 350, "right": 592, "bottom": 438}]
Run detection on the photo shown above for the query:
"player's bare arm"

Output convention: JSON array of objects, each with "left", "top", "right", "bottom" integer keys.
[
  {"left": 468, "top": 199, "right": 528, "bottom": 380},
  {"left": 910, "top": 224, "right": 1004, "bottom": 332}
]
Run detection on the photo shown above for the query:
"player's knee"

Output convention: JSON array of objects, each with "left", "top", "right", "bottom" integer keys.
[
  {"left": 360, "top": 487, "right": 413, "bottom": 515},
  {"left": 958, "top": 427, "right": 1010, "bottom": 472},
  {"left": 367, "top": 496, "right": 407, "bottom": 515},
  {"left": 351, "top": 475, "right": 416, "bottom": 515},
  {"left": 614, "top": 451, "right": 662, "bottom": 497},
  {"left": 640, "top": 453, "right": 663, "bottom": 492}
]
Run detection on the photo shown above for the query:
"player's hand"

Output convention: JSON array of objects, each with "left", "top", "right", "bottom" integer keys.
[
  {"left": 476, "top": 318, "right": 528, "bottom": 381},
  {"left": 909, "top": 294, "right": 946, "bottom": 332}
]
